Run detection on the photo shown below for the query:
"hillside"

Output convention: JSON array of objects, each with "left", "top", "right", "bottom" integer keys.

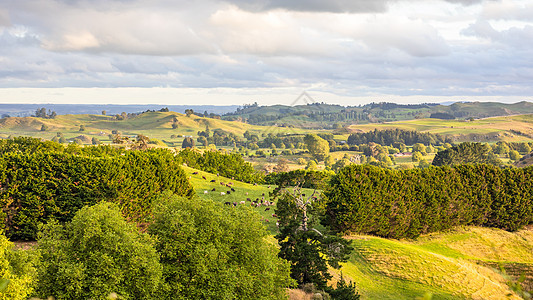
[
  {"left": 347, "top": 114, "right": 533, "bottom": 142},
  {"left": 335, "top": 227, "right": 533, "bottom": 299},
  {"left": 0, "top": 111, "right": 311, "bottom": 146}
]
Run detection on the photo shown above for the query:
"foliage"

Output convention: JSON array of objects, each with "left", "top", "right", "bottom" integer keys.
[
  {"left": 509, "top": 150, "right": 521, "bottom": 161},
  {"left": 181, "top": 137, "right": 195, "bottom": 148},
  {"left": 323, "top": 164, "right": 533, "bottom": 239},
  {"left": 432, "top": 142, "right": 502, "bottom": 166},
  {"left": 148, "top": 192, "right": 293, "bottom": 300},
  {"left": 0, "top": 139, "right": 194, "bottom": 240},
  {"left": 177, "top": 148, "right": 263, "bottom": 183},
  {"left": 304, "top": 134, "right": 330, "bottom": 162},
  {"left": 265, "top": 169, "right": 333, "bottom": 190},
  {"left": 274, "top": 187, "right": 353, "bottom": 290},
  {"left": 35, "top": 202, "right": 162, "bottom": 300},
  {"left": 328, "top": 273, "right": 360, "bottom": 300},
  {"left": 0, "top": 232, "right": 36, "bottom": 300},
  {"left": 347, "top": 129, "right": 447, "bottom": 146}
]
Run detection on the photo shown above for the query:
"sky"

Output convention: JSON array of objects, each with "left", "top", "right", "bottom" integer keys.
[{"left": 1, "top": 0, "right": 533, "bottom": 106}]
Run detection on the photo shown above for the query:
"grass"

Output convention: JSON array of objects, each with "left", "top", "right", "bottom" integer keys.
[
  {"left": 347, "top": 115, "right": 533, "bottom": 142},
  {"left": 334, "top": 227, "right": 533, "bottom": 299}
]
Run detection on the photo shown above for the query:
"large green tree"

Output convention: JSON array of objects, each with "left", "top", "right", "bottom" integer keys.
[
  {"left": 148, "top": 192, "right": 293, "bottom": 300},
  {"left": 304, "top": 134, "right": 330, "bottom": 162},
  {"left": 35, "top": 202, "right": 162, "bottom": 299}
]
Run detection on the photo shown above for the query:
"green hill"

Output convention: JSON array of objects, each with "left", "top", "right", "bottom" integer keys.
[{"left": 335, "top": 227, "right": 532, "bottom": 299}]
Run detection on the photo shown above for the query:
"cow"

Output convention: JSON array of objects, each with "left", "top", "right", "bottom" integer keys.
[
  {"left": 192, "top": 172, "right": 199, "bottom": 175},
  {"left": 202, "top": 176, "right": 207, "bottom": 180},
  {"left": 211, "top": 188, "right": 216, "bottom": 191},
  {"left": 227, "top": 191, "right": 231, "bottom": 195},
  {"left": 221, "top": 192, "right": 226, "bottom": 195},
  {"left": 210, "top": 179, "right": 216, "bottom": 183},
  {"left": 231, "top": 188, "right": 235, "bottom": 192},
  {"left": 203, "top": 190, "right": 208, "bottom": 194}
]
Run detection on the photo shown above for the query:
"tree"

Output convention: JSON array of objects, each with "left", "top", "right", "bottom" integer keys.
[
  {"left": 148, "top": 192, "right": 293, "bottom": 299},
  {"left": 509, "top": 150, "right": 521, "bottom": 161},
  {"left": 328, "top": 272, "right": 360, "bottom": 300},
  {"left": 306, "top": 160, "right": 318, "bottom": 171},
  {"left": 273, "top": 158, "right": 290, "bottom": 173},
  {"left": 304, "top": 134, "right": 330, "bottom": 162},
  {"left": 35, "top": 202, "right": 162, "bottom": 299},
  {"left": 132, "top": 134, "right": 150, "bottom": 150},
  {"left": 519, "top": 142, "right": 532, "bottom": 154},
  {"left": 412, "top": 143, "right": 427, "bottom": 155},
  {"left": 182, "top": 137, "right": 195, "bottom": 148},
  {"left": 324, "top": 156, "right": 335, "bottom": 169},
  {"left": 101, "top": 110, "right": 106, "bottom": 115},
  {"left": 0, "top": 232, "right": 36, "bottom": 300},
  {"left": 274, "top": 187, "right": 352, "bottom": 290},
  {"left": 297, "top": 158, "right": 307, "bottom": 165},
  {"left": 412, "top": 151, "right": 423, "bottom": 162},
  {"left": 432, "top": 142, "right": 502, "bottom": 166},
  {"left": 91, "top": 137, "right": 100, "bottom": 145},
  {"left": 79, "top": 124, "right": 85, "bottom": 132},
  {"left": 197, "top": 136, "right": 208, "bottom": 148},
  {"left": 185, "top": 109, "right": 194, "bottom": 117},
  {"left": 40, "top": 124, "right": 48, "bottom": 131}
]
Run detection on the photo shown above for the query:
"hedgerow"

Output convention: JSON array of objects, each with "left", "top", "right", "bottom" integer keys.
[
  {"left": 0, "top": 138, "right": 194, "bottom": 240},
  {"left": 323, "top": 164, "right": 533, "bottom": 239}
]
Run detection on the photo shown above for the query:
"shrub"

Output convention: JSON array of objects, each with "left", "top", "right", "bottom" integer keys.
[
  {"left": 35, "top": 202, "right": 162, "bottom": 299},
  {"left": 149, "top": 192, "right": 293, "bottom": 299}
]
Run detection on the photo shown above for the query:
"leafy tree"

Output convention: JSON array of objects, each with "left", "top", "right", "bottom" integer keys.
[
  {"left": 304, "top": 134, "right": 330, "bottom": 162},
  {"left": 40, "top": 124, "right": 48, "bottom": 131},
  {"left": 171, "top": 122, "right": 179, "bottom": 129},
  {"left": 412, "top": 143, "right": 427, "bottom": 155},
  {"left": 432, "top": 142, "right": 502, "bottom": 166},
  {"left": 306, "top": 160, "right": 318, "bottom": 171},
  {"left": 35, "top": 202, "right": 162, "bottom": 299},
  {"left": 101, "top": 110, "right": 106, "bottom": 115},
  {"left": 509, "top": 150, "right": 521, "bottom": 161},
  {"left": 79, "top": 125, "right": 85, "bottom": 132},
  {"left": 324, "top": 156, "right": 335, "bottom": 169},
  {"left": 519, "top": 142, "right": 532, "bottom": 154},
  {"left": 494, "top": 141, "right": 510, "bottom": 155},
  {"left": 91, "top": 137, "right": 100, "bottom": 145},
  {"left": 132, "top": 134, "right": 149, "bottom": 150},
  {"left": 149, "top": 193, "right": 293, "bottom": 299},
  {"left": 185, "top": 109, "right": 194, "bottom": 117},
  {"left": 412, "top": 151, "right": 423, "bottom": 162},
  {"left": 297, "top": 158, "right": 306, "bottom": 165},
  {"left": 59, "top": 136, "right": 67, "bottom": 144},
  {"left": 197, "top": 136, "right": 208, "bottom": 148},
  {"left": 0, "top": 232, "right": 36, "bottom": 300},
  {"left": 274, "top": 187, "right": 352, "bottom": 290},
  {"left": 273, "top": 158, "right": 290, "bottom": 173},
  {"left": 181, "top": 137, "right": 195, "bottom": 148},
  {"left": 73, "top": 138, "right": 83, "bottom": 145}
]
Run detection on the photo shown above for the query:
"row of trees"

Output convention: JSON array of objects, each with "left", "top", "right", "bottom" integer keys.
[
  {"left": 347, "top": 129, "right": 449, "bottom": 146},
  {"left": 323, "top": 164, "right": 533, "bottom": 239},
  {"left": 0, "top": 138, "right": 194, "bottom": 240}
]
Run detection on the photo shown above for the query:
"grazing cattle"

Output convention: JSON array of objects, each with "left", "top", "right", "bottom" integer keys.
[
  {"left": 227, "top": 191, "right": 231, "bottom": 195},
  {"left": 261, "top": 193, "right": 265, "bottom": 196},
  {"left": 221, "top": 192, "right": 226, "bottom": 195},
  {"left": 224, "top": 202, "right": 231, "bottom": 205},
  {"left": 226, "top": 184, "right": 231, "bottom": 188},
  {"left": 246, "top": 198, "right": 251, "bottom": 201},
  {"left": 210, "top": 179, "right": 216, "bottom": 183},
  {"left": 192, "top": 172, "right": 198, "bottom": 175},
  {"left": 220, "top": 182, "right": 225, "bottom": 186},
  {"left": 211, "top": 188, "right": 216, "bottom": 191},
  {"left": 203, "top": 190, "right": 208, "bottom": 194},
  {"left": 231, "top": 188, "right": 235, "bottom": 192},
  {"left": 253, "top": 183, "right": 257, "bottom": 186},
  {"left": 302, "top": 194, "right": 306, "bottom": 197},
  {"left": 233, "top": 202, "right": 237, "bottom": 207},
  {"left": 265, "top": 219, "right": 269, "bottom": 222},
  {"left": 240, "top": 201, "right": 245, "bottom": 205},
  {"left": 272, "top": 213, "right": 277, "bottom": 218},
  {"left": 245, "top": 192, "right": 248, "bottom": 195},
  {"left": 267, "top": 185, "right": 271, "bottom": 188},
  {"left": 265, "top": 207, "right": 270, "bottom": 211},
  {"left": 202, "top": 176, "right": 207, "bottom": 180}
]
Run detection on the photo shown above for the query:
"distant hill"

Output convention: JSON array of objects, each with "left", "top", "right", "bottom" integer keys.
[{"left": 223, "top": 101, "right": 533, "bottom": 128}]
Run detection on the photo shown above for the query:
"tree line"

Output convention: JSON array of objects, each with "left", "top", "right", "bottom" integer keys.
[
  {"left": 347, "top": 128, "right": 450, "bottom": 146},
  {"left": 323, "top": 164, "right": 533, "bottom": 239}
]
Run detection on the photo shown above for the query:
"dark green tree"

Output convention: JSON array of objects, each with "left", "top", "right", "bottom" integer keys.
[
  {"left": 432, "top": 142, "right": 502, "bottom": 166},
  {"left": 304, "top": 134, "right": 330, "bottom": 161},
  {"left": 274, "top": 186, "right": 352, "bottom": 290},
  {"left": 79, "top": 124, "right": 85, "bottom": 132},
  {"left": 181, "top": 137, "right": 195, "bottom": 148},
  {"left": 328, "top": 272, "right": 360, "bottom": 300}
]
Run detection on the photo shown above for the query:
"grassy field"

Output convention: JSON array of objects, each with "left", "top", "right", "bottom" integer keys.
[
  {"left": 334, "top": 227, "right": 533, "bottom": 299},
  {"left": 348, "top": 115, "right": 533, "bottom": 142}
]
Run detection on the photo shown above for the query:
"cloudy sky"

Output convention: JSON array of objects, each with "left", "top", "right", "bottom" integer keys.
[{"left": 1, "top": 0, "right": 533, "bottom": 105}]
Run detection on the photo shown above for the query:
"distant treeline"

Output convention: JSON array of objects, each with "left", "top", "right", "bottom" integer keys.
[
  {"left": 0, "top": 137, "right": 194, "bottom": 240},
  {"left": 324, "top": 164, "right": 533, "bottom": 239},
  {"left": 347, "top": 129, "right": 451, "bottom": 146},
  {"left": 177, "top": 148, "right": 263, "bottom": 183}
]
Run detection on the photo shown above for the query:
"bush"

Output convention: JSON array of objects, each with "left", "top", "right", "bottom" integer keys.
[
  {"left": 35, "top": 202, "right": 162, "bottom": 299},
  {"left": 0, "top": 232, "right": 36, "bottom": 300},
  {"left": 148, "top": 192, "right": 293, "bottom": 299},
  {"left": 324, "top": 164, "right": 533, "bottom": 239}
]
